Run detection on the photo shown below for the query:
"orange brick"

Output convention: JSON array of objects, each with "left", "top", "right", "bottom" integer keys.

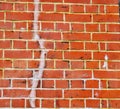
[
  {"left": 86, "top": 99, "right": 100, "bottom": 108},
  {"left": 71, "top": 99, "right": 84, "bottom": 108},
  {"left": 56, "top": 99, "right": 69, "bottom": 108},
  {"left": 86, "top": 80, "right": 99, "bottom": 88},
  {"left": 66, "top": 14, "right": 91, "bottom": 22},
  {"left": 42, "top": 99, "right": 54, "bottom": 108},
  {"left": 71, "top": 80, "right": 84, "bottom": 88},
  {"left": 12, "top": 99, "right": 25, "bottom": 107},
  {"left": 56, "top": 80, "right": 68, "bottom": 88},
  {"left": 56, "top": 4, "right": 69, "bottom": 12},
  {"left": 64, "top": 90, "right": 92, "bottom": 98}
]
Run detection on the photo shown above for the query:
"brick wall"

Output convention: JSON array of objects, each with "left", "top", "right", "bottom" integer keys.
[{"left": 0, "top": 0, "right": 120, "bottom": 108}]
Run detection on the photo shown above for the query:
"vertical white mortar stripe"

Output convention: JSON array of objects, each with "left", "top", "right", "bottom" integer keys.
[
  {"left": 29, "top": 0, "right": 47, "bottom": 107},
  {"left": 102, "top": 54, "right": 108, "bottom": 70}
]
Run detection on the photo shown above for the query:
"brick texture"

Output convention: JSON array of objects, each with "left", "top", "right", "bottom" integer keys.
[{"left": 0, "top": 0, "right": 120, "bottom": 108}]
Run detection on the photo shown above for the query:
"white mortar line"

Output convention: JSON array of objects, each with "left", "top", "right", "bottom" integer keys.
[
  {"left": 29, "top": 0, "right": 47, "bottom": 108},
  {"left": 102, "top": 54, "right": 108, "bottom": 70}
]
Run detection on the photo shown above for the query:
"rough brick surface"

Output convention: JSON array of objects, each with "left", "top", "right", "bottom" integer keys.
[{"left": 0, "top": 0, "right": 120, "bottom": 108}]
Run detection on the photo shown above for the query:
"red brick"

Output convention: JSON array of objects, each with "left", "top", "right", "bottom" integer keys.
[
  {"left": 44, "top": 41, "right": 54, "bottom": 49},
  {"left": 0, "top": 22, "right": 13, "bottom": 30},
  {"left": 26, "top": 99, "right": 40, "bottom": 108},
  {"left": 56, "top": 99, "right": 69, "bottom": 108},
  {"left": 42, "top": 99, "right": 54, "bottom": 108},
  {"left": 42, "top": 80, "right": 54, "bottom": 88},
  {"left": 19, "top": 32, "right": 33, "bottom": 39},
  {"left": 4, "top": 70, "right": 32, "bottom": 78},
  {"left": 0, "top": 31, "right": 3, "bottom": 38},
  {"left": 93, "top": 14, "right": 119, "bottom": 22},
  {"left": 56, "top": 4, "right": 69, "bottom": 12},
  {"left": 45, "top": 60, "right": 54, "bottom": 69},
  {"left": 5, "top": 50, "right": 32, "bottom": 59},
  {"left": 66, "top": 14, "right": 91, "bottom": 22},
  {"left": 28, "top": 3, "right": 34, "bottom": 11},
  {"left": 108, "top": 80, "right": 120, "bottom": 88},
  {"left": 86, "top": 80, "right": 99, "bottom": 88},
  {"left": 100, "top": 80, "right": 107, "bottom": 88},
  {"left": 5, "top": 31, "right": 19, "bottom": 39},
  {"left": 56, "top": 23, "right": 69, "bottom": 31},
  {"left": 0, "top": 3, "right": 13, "bottom": 10},
  {"left": 101, "top": 100, "right": 107, "bottom": 108},
  {"left": 41, "top": 0, "right": 62, "bottom": 2},
  {"left": 12, "top": 99, "right": 25, "bottom": 107},
  {"left": 64, "top": 51, "right": 91, "bottom": 60},
  {"left": 86, "top": 5, "right": 98, "bottom": 13},
  {"left": 94, "top": 90, "right": 120, "bottom": 98},
  {"left": 0, "top": 12, "right": 4, "bottom": 20},
  {"left": 47, "top": 51, "right": 62, "bottom": 59},
  {"left": 39, "top": 13, "right": 63, "bottom": 21},
  {"left": 108, "top": 62, "right": 120, "bottom": 69},
  {"left": 3, "top": 89, "right": 29, "bottom": 97},
  {"left": 0, "top": 99, "right": 10, "bottom": 107},
  {"left": 55, "top": 42, "right": 69, "bottom": 50},
  {"left": 40, "top": 32, "right": 61, "bottom": 40},
  {"left": 56, "top": 80, "right": 68, "bottom": 88},
  {"left": 65, "top": 70, "right": 92, "bottom": 78},
  {"left": 71, "top": 61, "right": 84, "bottom": 69},
  {"left": 64, "top": 90, "right": 92, "bottom": 98},
  {"left": 107, "top": 24, "right": 120, "bottom": 32},
  {"left": 109, "top": 100, "right": 120, "bottom": 108},
  {"left": 28, "top": 60, "right": 39, "bottom": 68},
  {"left": 92, "top": 0, "right": 118, "bottom": 4},
  {"left": 71, "top": 24, "right": 84, "bottom": 32},
  {"left": 100, "top": 43, "right": 105, "bottom": 50},
  {"left": 42, "top": 22, "right": 54, "bottom": 31},
  {"left": 12, "top": 79, "right": 26, "bottom": 88},
  {"left": 42, "top": 4, "right": 54, "bottom": 11},
  {"left": 86, "top": 99, "right": 100, "bottom": 108},
  {"left": 86, "top": 24, "right": 99, "bottom": 32},
  {"left": 7, "top": 0, "right": 33, "bottom": 2},
  {"left": 33, "top": 50, "right": 41, "bottom": 59},
  {"left": 0, "top": 80, "right": 10, "bottom": 87},
  {"left": 6, "top": 12, "right": 33, "bottom": 21},
  {"left": 94, "top": 52, "right": 120, "bottom": 60},
  {"left": 15, "top": 3, "right": 27, "bottom": 11},
  {"left": 100, "top": 5, "right": 105, "bottom": 13},
  {"left": 0, "top": 70, "right": 3, "bottom": 78},
  {"left": 71, "top": 80, "right": 84, "bottom": 88},
  {"left": 93, "top": 33, "right": 120, "bottom": 41},
  {"left": 43, "top": 70, "right": 63, "bottom": 78},
  {"left": 36, "top": 90, "right": 62, "bottom": 98},
  {"left": 13, "top": 40, "right": 26, "bottom": 49},
  {"left": 63, "top": 33, "right": 90, "bottom": 41},
  {"left": 15, "top": 22, "right": 27, "bottom": 30},
  {"left": 28, "top": 41, "right": 39, "bottom": 49},
  {"left": 94, "top": 70, "right": 120, "bottom": 79},
  {"left": 64, "top": 0, "right": 90, "bottom": 3},
  {"left": 71, "top": 99, "right": 84, "bottom": 107},
  {"left": 0, "top": 60, "right": 12, "bottom": 68},
  {"left": 70, "top": 42, "right": 84, "bottom": 50},
  {"left": 5, "top": 31, "right": 33, "bottom": 39},
  {"left": 13, "top": 60, "right": 27, "bottom": 68},
  {"left": 106, "top": 6, "right": 119, "bottom": 13},
  {"left": 100, "top": 24, "right": 106, "bottom": 32},
  {"left": 86, "top": 61, "right": 99, "bottom": 69},
  {"left": 85, "top": 42, "right": 98, "bottom": 50},
  {"left": 56, "top": 60, "right": 69, "bottom": 69},
  {"left": 71, "top": 5, "right": 84, "bottom": 13}
]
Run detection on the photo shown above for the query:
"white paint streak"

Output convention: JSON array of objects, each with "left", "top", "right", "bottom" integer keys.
[
  {"left": 29, "top": 0, "right": 47, "bottom": 107},
  {"left": 102, "top": 55, "right": 108, "bottom": 69}
]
